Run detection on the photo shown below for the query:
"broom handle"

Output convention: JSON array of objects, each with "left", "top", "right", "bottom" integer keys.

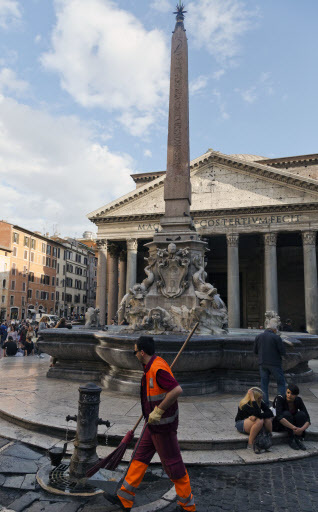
[{"left": 131, "top": 322, "right": 199, "bottom": 433}]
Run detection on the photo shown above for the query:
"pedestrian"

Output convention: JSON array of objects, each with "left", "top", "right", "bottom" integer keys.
[
  {"left": 8, "top": 324, "right": 19, "bottom": 343},
  {"left": 235, "top": 387, "right": 273, "bottom": 453},
  {"left": 254, "top": 318, "right": 286, "bottom": 405},
  {"left": 22, "top": 325, "right": 35, "bottom": 356},
  {"left": 282, "top": 318, "right": 293, "bottom": 332},
  {"left": 0, "top": 322, "right": 8, "bottom": 346},
  {"left": 3, "top": 336, "right": 18, "bottom": 357},
  {"left": 104, "top": 335, "right": 196, "bottom": 512},
  {"left": 272, "top": 384, "right": 311, "bottom": 450}
]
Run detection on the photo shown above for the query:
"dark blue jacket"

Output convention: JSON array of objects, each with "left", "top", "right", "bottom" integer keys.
[{"left": 254, "top": 329, "right": 286, "bottom": 366}]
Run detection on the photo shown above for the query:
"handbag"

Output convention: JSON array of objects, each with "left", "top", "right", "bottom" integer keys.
[{"left": 254, "top": 427, "right": 272, "bottom": 452}]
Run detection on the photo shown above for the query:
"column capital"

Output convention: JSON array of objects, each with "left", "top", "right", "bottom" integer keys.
[
  {"left": 264, "top": 233, "right": 277, "bottom": 246},
  {"left": 127, "top": 238, "right": 138, "bottom": 251},
  {"left": 107, "top": 242, "right": 121, "bottom": 258},
  {"left": 119, "top": 249, "right": 127, "bottom": 262},
  {"left": 96, "top": 238, "right": 107, "bottom": 250},
  {"left": 226, "top": 233, "right": 239, "bottom": 247},
  {"left": 302, "top": 231, "right": 317, "bottom": 246}
]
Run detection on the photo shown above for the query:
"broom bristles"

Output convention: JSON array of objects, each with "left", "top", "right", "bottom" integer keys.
[{"left": 86, "top": 430, "right": 134, "bottom": 477}]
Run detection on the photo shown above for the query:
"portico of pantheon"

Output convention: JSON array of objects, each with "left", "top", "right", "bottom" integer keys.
[{"left": 88, "top": 150, "right": 318, "bottom": 334}]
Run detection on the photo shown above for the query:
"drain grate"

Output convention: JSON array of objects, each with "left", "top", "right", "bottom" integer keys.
[{"left": 48, "top": 463, "right": 98, "bottom": 494}]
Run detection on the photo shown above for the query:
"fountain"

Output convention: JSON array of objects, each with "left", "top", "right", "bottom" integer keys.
[{"left": 39, "top": 3, "right": 318, "bottom": 395}]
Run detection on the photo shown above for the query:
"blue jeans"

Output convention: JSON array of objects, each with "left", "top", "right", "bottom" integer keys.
[{"left": 259, "top": 365, "right": 286, "bottom": 405}]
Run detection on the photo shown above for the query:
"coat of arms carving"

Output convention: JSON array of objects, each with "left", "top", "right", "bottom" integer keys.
[{"left": 157, "top": 243, "right": 190, "bottom": 298}]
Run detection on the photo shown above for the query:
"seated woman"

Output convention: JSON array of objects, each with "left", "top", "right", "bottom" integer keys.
[
  {"left": 273, "top": 384, "right": 310, "bottom": 451},
  {"left": 235, "top": 387, "right": 273, "bottom": 453}
]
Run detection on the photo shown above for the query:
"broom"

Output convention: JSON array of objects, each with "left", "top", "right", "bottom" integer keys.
[{"left": 86, "top": 322, "right": 199, "bottom": 477}]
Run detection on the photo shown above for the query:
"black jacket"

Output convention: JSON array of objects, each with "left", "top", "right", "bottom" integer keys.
[
  {"left": 235, "top": 400, "right": 273, "bottom": 422},
  {"left": 275, "top": 395, "right": 311, "bottom": 423},
  {"left": 254, "top": 329, "right": 286, "bottom": 366}
]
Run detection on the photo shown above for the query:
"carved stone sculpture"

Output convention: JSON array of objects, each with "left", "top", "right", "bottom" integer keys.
[
  {"left": 142, "top": 307, "right": 176, "bottom": 334},
  {"left": 157, "top": 243, "right": 190, "bottom": 298},
  {"left": 264, "top": 310, "right": 280, "bottom": 330},
  {"left": 84, "top": 308, "right": 100, "bottom": 329}
]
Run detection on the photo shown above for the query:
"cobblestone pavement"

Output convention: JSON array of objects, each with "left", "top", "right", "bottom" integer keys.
[
  {"left": 164, "top": 457, "right": 318, "bottom": 512},
  {"left": 1, "top": 438, "right": 318, "bottom": 512}
]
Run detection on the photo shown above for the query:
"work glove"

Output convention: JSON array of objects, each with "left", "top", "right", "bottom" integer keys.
[{"left": 148, "top": 406, "right": 165, "bottom": 424}]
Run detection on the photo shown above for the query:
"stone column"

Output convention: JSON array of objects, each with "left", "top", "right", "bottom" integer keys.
[
  {"left": 96, "top": 239, "right": 107, "bottom": 326},
  {"left": 227, "top": 234, "right": 240, "bottom": 328},
  {"left": 126, "top": 239, "right": 138, "bottom": 292},
  {"left": 302, "top": 231, "right": 318, "bottom": 334},
  {"left": 107, "top": 243, "right": 119, "bottom": 324},
  {"left": 118, "top": 250, "right": 127, "bottom": 324},
  {"left": 264, "top": 233, "right": 278, "bottom": 314}
]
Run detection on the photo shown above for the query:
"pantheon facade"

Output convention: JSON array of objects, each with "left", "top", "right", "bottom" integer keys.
[{"left": 88, "top": 150, "right": 318, "bottom": 334}]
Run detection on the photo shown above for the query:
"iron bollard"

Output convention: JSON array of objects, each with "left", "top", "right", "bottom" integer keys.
[{"left": 68, "top": 382, "right": 110, "bottom": 479}]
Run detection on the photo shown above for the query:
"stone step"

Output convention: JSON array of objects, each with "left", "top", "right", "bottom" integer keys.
[{"left": 1, "top": 416, "right": 318, "bottom": 467}]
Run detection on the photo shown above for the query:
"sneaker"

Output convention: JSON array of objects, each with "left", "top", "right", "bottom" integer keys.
[
  {"left": 246, "top": 443, "right": 253, "bottom": 451},
  {"left": 252, "top": 443, "right": 261, "bottom": 454},
  {"left": 295, "top": 437, "right": 306, "bottom": 451},
  {"left": 39, "top": 354, "right": 44, "bottom": 358},
  {"left": 103, "top": 492, "right": 131, "bottom": 511},
  {"left": 288, "top": 438, "right": 300, "bottom": 450}
]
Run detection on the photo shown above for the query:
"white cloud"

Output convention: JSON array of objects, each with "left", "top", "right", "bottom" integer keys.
[
  {"left": 144, "top": 149, "right": 152, "bottom": 158},
  {"left": 153, "top": 0, "right": 171, "bottom": 12},
  {"left": 34, "top": 34, "right": 42, "bottom": 44},
  {"left": 212, "top": 69, "right": 225, "bottom": 80},
  {"left": 0, "top": 95, "right": 135, "bottom": 236},
  {"left": 41, "top": 0, "right": 169, "bottom": 136},
  {"left": 241, "top": 86, "right": 257, "bottom": 103},
  {"left": 0, "top": 0, "right": 21, "bottom": 28},
  {"left": 0, "top": 68, "right": 28, "bottom": 95},
  {"left": 187, "top": 0, "right": 257, "bottom": 62},
  {"left": 239, "top": 72, "right": 275, "bottom": 104},
  {"left": 212, "top": 89, "right": 229, "bottom": 120},
  {"left": 189, "top": 75, "right": 208, "bottom": 95}
]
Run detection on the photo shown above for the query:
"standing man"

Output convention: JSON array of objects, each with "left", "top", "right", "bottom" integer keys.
[
  {"left": 105, "top": 335, "right": 196, "bottom": 512},
  {"left": 254, "top": 319, "right": 286, "bottom": 405}
]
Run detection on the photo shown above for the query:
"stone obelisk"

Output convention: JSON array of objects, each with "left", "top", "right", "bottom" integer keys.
[
  {"left": 121, "top": 3, "right": 228, "bottom": 334},
  {"left": 161, "top": 2, "right": 192, "bottom": 233}
]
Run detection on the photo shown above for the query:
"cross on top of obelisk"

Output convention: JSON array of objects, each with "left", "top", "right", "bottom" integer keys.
[{"left": 173, "top": 2, "right": 187, "bottom": 23}]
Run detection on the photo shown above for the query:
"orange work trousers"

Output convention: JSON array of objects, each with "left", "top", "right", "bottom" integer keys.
[{"left": 117, "top": 427, "right": 196, "bottom": 511}]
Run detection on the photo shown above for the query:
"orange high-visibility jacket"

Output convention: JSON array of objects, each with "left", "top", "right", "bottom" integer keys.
[{"left": 144, "top": 356, "right": 179, "bottom": 432}]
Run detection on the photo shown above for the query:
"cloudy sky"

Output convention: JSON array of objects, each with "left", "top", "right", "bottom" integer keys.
[{"left": 0, "top": 0, "right": 317, "bottom": 238}]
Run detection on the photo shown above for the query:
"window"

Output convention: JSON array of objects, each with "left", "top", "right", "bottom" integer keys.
[
  {"left": 28, "top": 272, "right": 34, "bottom": 282},
  {"left": 42, "top": 243, "right": 46, "bottom": 253},
  {"left": 83, "top": 282, "right": 87, "bottom": 290},
  {"left": 83, "top": 269, "right": 87, "bottom": 277},
  {"left": 40, "top": 291, "right": 49, "bottom": 300},
  {"left": 1, "top": 296, "right": 5, "bottom": 303},
  {"left": 13, "top": 247, "right": 17, "bottom": 257},
  {"left": 57, "top": 263, "right": 60, "bottom": 273},
  {"left": 84, "top": 257, "right": 88, "bottom": 265},
  {"left": 11, "top": 281, "right": 15, "bottom": 290},
  {"left": 76, "top": 254, "right": 81, "bottom": 263},
  {"left": 52, "top": 259, "right": 57, "bottom": 269},
  {"left": 40, "top": 274, "right": 45, "bottom": 284},
  {"left": 66, "top": 277, "right": 73, "bottom": 287},
  {"left": 12, "top": 263, "right": 16, "bottom": 276},
  {"left": 63, "top": 265, "right": 65, "bottom": 275},
  {"left": 22, "top": 282, "right": 26, "bottom": 292},
  {"left": 83, "top": 295, "right": 87, "bottom": 304},
  {"left": 51, "top": 292, "right": 54, "bottom": 300},
  {"left": 36, "top": 290, "right": 39, "bottom": 299},
  {"left": 24, "top": 236, "right": 29, "bottom": 247},
  {"left": 66, "top": 264, "right": 73, "bottom": 273},
  {"left": 52, "top": 247, "right": 57, "bottom": 257},
  {"left": 56, "top": 278, "right": 59, "bottom": 286},
  {"left": 30, "top": 252, "right": 34, "bottom": 262},
  {"left": 57, "top": 248, "right": 60, "bottom": 258},
  {"left": 52, "top": 277, "right": 55, "bottom": 286},
  {"left": 2, "top": 279, "right": 6, "bottom": 289},
  {"left": 66, "top": 294, "right": 72, "bottom": 303},
  {"left": 31, "top": 239, "right": 36, "bottom": 249},
  {"left": 22, "top": 296, "right": 25, "bottom": 306},
  {"left": 74, "top": 294, "right": 80, "bottom": 303},
  {"left": 45, "top": 275, "right": 50, "bottom": 285},
  {"left": 46, "top": 257, "right": 51, "bottom": 267},
  {"left": 13, "top": 232, "right": 19, "bottom": 243},
  {"left": 27, "top": 289, "right": 32, "bottom": 299},
  {"left": 47, "top": 245, "right": 51, "bottom": 255},
  {"left": 23, "top": 265, "right": 27, "bottom": 277},
  {"left": 10, "top": 296, "right": 14, "bottom": 306},
  {"left": 62, "top": 292, "right": 65, "bottom": 301},
  {"left": 56, "top": 291, "right": 60, "bottom": 300},
  {"left": 42, "top": 255, "right": 45, "bottom": 265},
  {"left": 24, "top": 250, "right": 28, "bottom": 260}
]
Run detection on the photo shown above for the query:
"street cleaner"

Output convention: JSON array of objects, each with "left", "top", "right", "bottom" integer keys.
[{"left": 104, "top": 335, "right": 196, "bottom": 511}]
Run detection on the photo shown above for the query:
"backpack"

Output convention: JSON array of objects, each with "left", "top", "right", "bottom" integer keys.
[{"left": 254, "top": 427, "right": 272, "bottom": 452}]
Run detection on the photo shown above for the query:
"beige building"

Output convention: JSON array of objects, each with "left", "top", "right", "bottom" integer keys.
[{"left": 88, "top": 150, "right": 318, "bottom": 332}]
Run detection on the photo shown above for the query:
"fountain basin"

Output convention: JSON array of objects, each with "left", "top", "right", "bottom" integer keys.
[{"left": 38, "top": 328, "right": 318, "bottom": 395}]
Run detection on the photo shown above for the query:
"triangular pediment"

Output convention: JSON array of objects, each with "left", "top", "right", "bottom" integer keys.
[{"left": 88, "top": 151, "right": 318, "bottom": 221}]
